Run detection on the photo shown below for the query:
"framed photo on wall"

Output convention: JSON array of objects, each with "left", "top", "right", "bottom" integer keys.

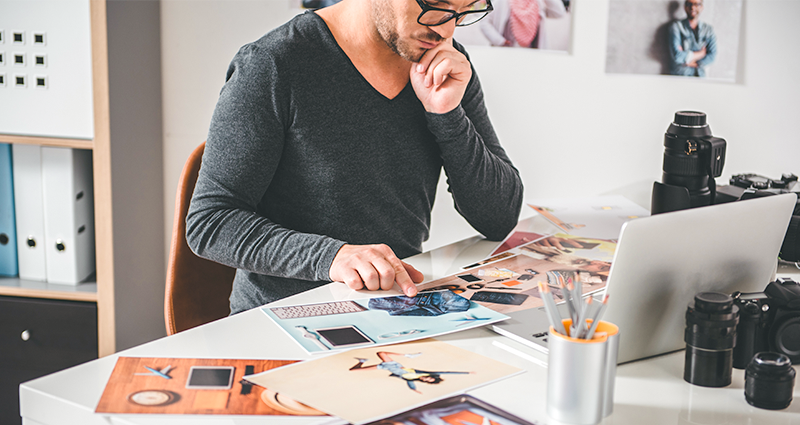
[
  {"left": 605, "top": 0, "right": 743, "bottom": 82},
  {"left": 456, "top": 0, "right": 574, "bottom": 51}
]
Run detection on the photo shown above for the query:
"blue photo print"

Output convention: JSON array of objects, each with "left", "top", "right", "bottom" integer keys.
[{"left": 262, "top": 291, "right": 509, "bottom": 353}]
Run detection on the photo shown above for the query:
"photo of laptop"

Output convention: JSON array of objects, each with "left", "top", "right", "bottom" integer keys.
[{"left": 491, "top": 193, "right": 797, "bottom": 364}]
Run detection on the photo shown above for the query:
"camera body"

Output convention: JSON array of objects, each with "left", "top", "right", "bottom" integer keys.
[
  {"left": 716, "top": 173, "right": 800, "bottom": 262},
  {"left": 732, "top": 278, "right": 800, "bottom": 368},
  {"left": 716, "top": 173, "right": 800, "bottom": 204}
]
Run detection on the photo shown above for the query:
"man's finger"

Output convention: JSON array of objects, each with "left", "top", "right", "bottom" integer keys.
[
  {"left": 373, "top": 258, "right": 397, "bottom": 291},
  {"left": 341, "top": 268, "right": 365, "bottom": 291},
  {"left": 403, "top": 262, "right": 425, "bottom": 283},
  {"left": 415, "top": 37, "right": 453, "bottom": 74},
  {"left": 391, "top": 259, "right": 418, "bottom": 297},
  {"left": 429, "top": 57, "right": 454, "bottom": 88},
  {"left": 356, "top": 263, "right": 381, "bottom": 291}
]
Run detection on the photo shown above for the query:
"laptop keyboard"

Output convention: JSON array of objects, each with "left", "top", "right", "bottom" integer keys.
[{"left": 270, "top": 300, "right": 367, "bottom": 320}]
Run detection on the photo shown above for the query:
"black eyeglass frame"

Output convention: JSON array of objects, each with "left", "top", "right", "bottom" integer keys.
[{"left": 415, "top": 0, "right": 494, "bottom": 27}]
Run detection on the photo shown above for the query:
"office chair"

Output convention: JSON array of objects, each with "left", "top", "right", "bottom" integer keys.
[{"left": 164, "top": 142, "right": 236, "bottom": 335}]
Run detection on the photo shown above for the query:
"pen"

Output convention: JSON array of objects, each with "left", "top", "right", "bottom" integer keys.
[
  {"left": 539, "top": 282, "right": 567, "bottom": 336},
  {"left": 585, "top": 294, "right": 610, "bottom": 339}
]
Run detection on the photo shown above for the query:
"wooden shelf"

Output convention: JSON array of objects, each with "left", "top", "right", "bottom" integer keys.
[
  {"left": 0, "top": 134, "right": 93, "bottom": 150},
  {"left": 0, "top": 277, "right": 97, "bottom": 303},
  {"left": 1, "top": 0, "right": 166, "bottom": 358}
]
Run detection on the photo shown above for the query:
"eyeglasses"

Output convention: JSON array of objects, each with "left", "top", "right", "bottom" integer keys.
[{"left": 415, "top": 0, "right": 493, "bottom": 27}]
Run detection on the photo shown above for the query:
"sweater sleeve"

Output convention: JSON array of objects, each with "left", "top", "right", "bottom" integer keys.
[
  {"left": 185, "top": 43, "right": 345, "bottom": 282},
  {"left": 425, "top": 58, "right": 524, "bottom": 241}
]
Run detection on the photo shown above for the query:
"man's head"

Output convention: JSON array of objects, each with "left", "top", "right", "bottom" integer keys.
[
  {"left": 684, "top": 0, "right": 703, "bottom": 20},
  {"left": 370, "top": 0, "right": 490, "bottom": 62}
]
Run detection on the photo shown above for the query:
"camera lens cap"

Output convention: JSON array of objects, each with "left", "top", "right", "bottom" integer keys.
[
  {"left": 753, "top": 352, "right": 791, "bottom": 369},
  {"left": 695, "top": 292, "right": 733, "bottom": 313},
  {"left": 674, "top": 111, "right": 708, "bottom": 127}
]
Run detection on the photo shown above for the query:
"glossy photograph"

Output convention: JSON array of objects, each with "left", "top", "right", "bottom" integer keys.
[
  {"left": 243, "top": 339, "right": 523, "bottom": 424},
  {"left": 416, "top": 235, "right": 614, "bottom": 314},
  {"left": 262, "top": 291, "right": 509, "bottom": 353},
  {"left": 365, "top": 394, "right": 537, "bottom": 425},
  {"left": 95, "top": 357, "right": 309, "bottom": 416}
]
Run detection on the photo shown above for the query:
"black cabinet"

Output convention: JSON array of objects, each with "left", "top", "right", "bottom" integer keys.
[{"left": 0, "top": 296, "right": 98, "bottom": 425}]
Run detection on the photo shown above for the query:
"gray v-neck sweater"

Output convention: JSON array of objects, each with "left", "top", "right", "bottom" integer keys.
[{"left": 187, "top": 11, "right": 524, "bottom": 313}]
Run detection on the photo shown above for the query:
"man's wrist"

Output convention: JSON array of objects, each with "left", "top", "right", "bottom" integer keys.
[{"left": 425, "top": 104, "right": 467, "bottom": 135}]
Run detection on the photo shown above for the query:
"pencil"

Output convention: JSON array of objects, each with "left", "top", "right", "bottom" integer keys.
[
  {"left": 539, "top": 282, "right": 567, "bottom": 336},
  {"left": 585, "top": 295, "right": 610, "bottom": 339},
  {"left": 574, "top": 296, "right": 593, "bottom": 339},
  {"left": 572, "top": 272, "right": 582, "bottom": 311},
  {"left": 564, "top": 280, "right": 578, "bottom": 324}
]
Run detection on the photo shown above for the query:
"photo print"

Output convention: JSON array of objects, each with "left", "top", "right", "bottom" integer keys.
[
  {"left": 417, "top": 234, "right": 614, "bottom": 314},
  {"left": 455, "top": 0, "right": 574, "bottom": 51},
  {"left": 262, "top": 291, "right": 508, "bottom": 353},
  {"left": 605, "top": 0, "right": 743, "bottom": 81},
  {"left": 243, "top": 339, "right": 523, "bottom": 424}
]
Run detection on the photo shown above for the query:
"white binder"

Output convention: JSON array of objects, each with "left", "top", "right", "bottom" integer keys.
[
  {"left": 41, "top": 147, "right": 95, "bottom": 285},
  {"left": 12, "top": 144, "right": 47, "bottom": 281}
]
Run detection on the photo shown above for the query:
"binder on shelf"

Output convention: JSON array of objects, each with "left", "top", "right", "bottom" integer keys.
[
  {"left": 12, "top": 144, "right": 47, "bottom": 281},
  {"left": 41, "top": 147, "right": 95, "bottom": 285},
  {"left": 0, "top": 143, "right": 19, "bottom": 277}
]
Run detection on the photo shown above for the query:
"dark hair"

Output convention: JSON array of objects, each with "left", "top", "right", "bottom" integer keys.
[{"left": 416, "top": 374, "right": 444, "bottom": 384}]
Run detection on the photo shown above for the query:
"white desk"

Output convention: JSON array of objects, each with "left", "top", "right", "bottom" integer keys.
[{"left": 20, "top": 234, "right": 800, "bottom": 425}]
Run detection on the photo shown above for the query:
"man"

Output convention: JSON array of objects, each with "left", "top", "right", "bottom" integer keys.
[
  {"left": 668, "top": 0, "right": 717, "bottom": 77},
  {"left": 186, "top": 0, "right": 524, "bottom": 314}
]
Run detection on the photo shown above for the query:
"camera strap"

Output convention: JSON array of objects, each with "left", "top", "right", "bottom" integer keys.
[{"left": 706, "top": 163, "right": 717, "bottom": 204}]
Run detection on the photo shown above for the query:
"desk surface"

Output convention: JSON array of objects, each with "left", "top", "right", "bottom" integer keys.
[{"left": 20, "top": 228, "right": 800, "bottom": 425}]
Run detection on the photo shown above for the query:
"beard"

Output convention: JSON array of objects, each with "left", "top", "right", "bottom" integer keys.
[{"left": 371, "top": 0, "right": 444, "bottom": 62}]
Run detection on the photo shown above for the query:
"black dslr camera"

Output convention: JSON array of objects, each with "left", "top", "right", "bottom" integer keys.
[
  {"left": 717, "top": 173, "right": 800, "bottom": 262},
  {"left": 651, "top": 111, "right": 800, "bottom": 262},
  {"left": 732, "top": 278, "right": 800, "bottom": 369}
]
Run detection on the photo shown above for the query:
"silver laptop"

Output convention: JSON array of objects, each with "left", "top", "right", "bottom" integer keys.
[{"left": 492, "top": 193, "right": 797, "bottom": 364}]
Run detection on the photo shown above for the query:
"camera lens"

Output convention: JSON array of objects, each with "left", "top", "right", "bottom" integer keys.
[
  {"left": 745, "top": 352, "right": 795, "bottom": 409},
  {"left": 652, "top": 111, "right": 727, "bottom": 214},
  {"left": 684, "top": 292, "right": 739, "bottom": 387},
  {"left": 662, "top": 112, "right": 714, "bottom": 200},
  {"left": 773, "top": 316, "right": 800, "bottom": 361}
]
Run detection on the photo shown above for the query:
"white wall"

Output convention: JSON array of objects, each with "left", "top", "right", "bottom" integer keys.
[{"left": 160, "top": 0, "right": 800, "bottom": 255}]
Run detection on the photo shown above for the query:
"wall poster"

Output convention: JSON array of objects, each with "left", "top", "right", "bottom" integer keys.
[{"left": 605, "top": 0, "right": 743, "bottom": 82}]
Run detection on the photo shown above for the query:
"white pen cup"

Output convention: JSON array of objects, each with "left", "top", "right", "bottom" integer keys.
[{"left": 547, "top": 319, "right": 620, "bottom": 425}]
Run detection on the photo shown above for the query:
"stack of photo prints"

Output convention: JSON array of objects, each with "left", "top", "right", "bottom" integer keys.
[{"left": 95, "top": 196, "right": 649, "bottom": 424}]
